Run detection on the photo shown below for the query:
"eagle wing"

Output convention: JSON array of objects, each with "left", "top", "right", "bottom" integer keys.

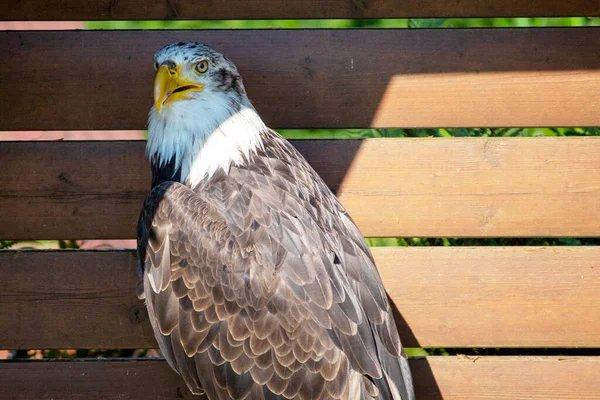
[{"left": 138, "top": 132, "right": 414, "bottom": 400}]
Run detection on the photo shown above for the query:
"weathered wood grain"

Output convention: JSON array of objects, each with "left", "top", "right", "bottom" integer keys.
[
  {"left": 1, "top": 247, "right": 598, "bottom": 349},
  {"left": 1, "top": 357, "right": 598, "bottom": 400},
  {"left": 1, "top": 29, "right": 599, "bottom": 130},
  {"left": 1, "top": 0, "right": 599, "bottom": 20},
  {"left": 2, "top": 138, "right": 599, "bottom": 240}
]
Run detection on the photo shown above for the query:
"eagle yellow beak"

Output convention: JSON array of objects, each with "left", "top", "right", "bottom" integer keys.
[{"left": 154, "top": 65, "right": 204, "bottom": 112}]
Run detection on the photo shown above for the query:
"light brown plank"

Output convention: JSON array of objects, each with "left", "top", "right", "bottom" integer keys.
[
  {"left": 379, "top": 246, "right": 600, "bottom": 348},
  {"left": 1, "top": 29, "right": 599, "bottom": 130},
  {"left": 2, "top": 138, "right": 600, "bottom": 240},
  {"left": 2, "top": 0, "right": 599, "bottom": 20},
  {"left": 1, "top": 357, "right": 599, "bottom": 400},
  {"left": 1, "top": 247, "right": 598, "bottom": 349}
]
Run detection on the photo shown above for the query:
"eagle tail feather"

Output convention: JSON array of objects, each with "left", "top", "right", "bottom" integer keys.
[{"left": 373, "top": 329, "right": 415, "bottom": 400}]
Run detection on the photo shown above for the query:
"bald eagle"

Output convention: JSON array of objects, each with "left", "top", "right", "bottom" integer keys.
[{"left": 137, "top": 42, "right": 415, "bottom": 400}]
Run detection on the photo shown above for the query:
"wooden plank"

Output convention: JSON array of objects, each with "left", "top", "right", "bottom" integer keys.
[
  {"left": 1, "top": 29, "right": 599, "bottom": 130},
  {"left": 1, "top": 357, "right": 599, "bottom": 400},
  {"left": 1, "top": 247, "right": 598, "bottom": 349},
  {"left": 0, "top": 250, "right": 155, "bottom": 350},
  {"left": 2, "top": 138, "right": 600, "bottom": 240},
  {"left": 379, "top": 246, "right": 600, "bottom": 348},
  {"left": 2, "top": 0, "right": 599, "bottom": 20}
]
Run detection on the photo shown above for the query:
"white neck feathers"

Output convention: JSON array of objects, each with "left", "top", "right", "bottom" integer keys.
[{"left": 147, "top": 92, "right": 266, "bottom": 187}]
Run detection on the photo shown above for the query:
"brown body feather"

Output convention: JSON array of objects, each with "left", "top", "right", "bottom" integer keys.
[{"left": 138, "top": 129, "right": 414, "bottom": 399}]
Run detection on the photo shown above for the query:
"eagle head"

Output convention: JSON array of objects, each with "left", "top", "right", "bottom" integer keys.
[
  {"left": 147, "top": 42, "right": 266, "bottom": 187},
  {"left": 152, "top": 42, "right": 247, "bottom": 113}
]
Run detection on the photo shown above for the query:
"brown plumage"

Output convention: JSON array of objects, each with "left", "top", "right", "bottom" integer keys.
[{"left": 138, "top": 42, "right": 414, "bottom": 399}]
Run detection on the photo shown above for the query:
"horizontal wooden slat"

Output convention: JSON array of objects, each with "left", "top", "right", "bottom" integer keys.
[
  {"left": 0, "top": 250, "right": 151, "bottom": 349},
  {"left": 1, "top": 357, "right": 599, "bottom": 400},
  {"left": 1, "top": 29, "right": 600, "bottom": 130},
  {"left": 2, "top": 138, "right": 600, "bottom": 239},
  {"left": 2, "top": 0, "right": 600, "bottom": 20},
  {"left": 1, "top": 247, "right": 598, "bottom": 349},
  {"left": 380, "top": 246, "right": 600, "bottom": 347}
]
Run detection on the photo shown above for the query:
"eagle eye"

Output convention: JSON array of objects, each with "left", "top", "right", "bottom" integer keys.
[
  {"left": 195, "top": 60, "right": 209, "bottom": 74},
  {"left": 154, "top": 61, "right": 159, "bottom": 71}
]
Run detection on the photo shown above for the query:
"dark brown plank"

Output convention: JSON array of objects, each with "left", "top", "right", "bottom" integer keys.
[
  {"left": 1, "top": 0, "right": 599, "bottom": 20},
  {"left": 2, "top": 138, "right": 600, "bottom": 240},
  {"left": 0, "top": 141, "right": 149, "bottom": 241},
  {"left": 1, "top": 357, "right": 599, "bottom": 400},
  {"left": 0, "top": 250, "right": 155, "bottom": 349},
  {"left": 1, "top": 29, "right": 600, "bottom": 130},
  {"left": 1, "top": 247, "right": 598, "bottom": 349}
]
